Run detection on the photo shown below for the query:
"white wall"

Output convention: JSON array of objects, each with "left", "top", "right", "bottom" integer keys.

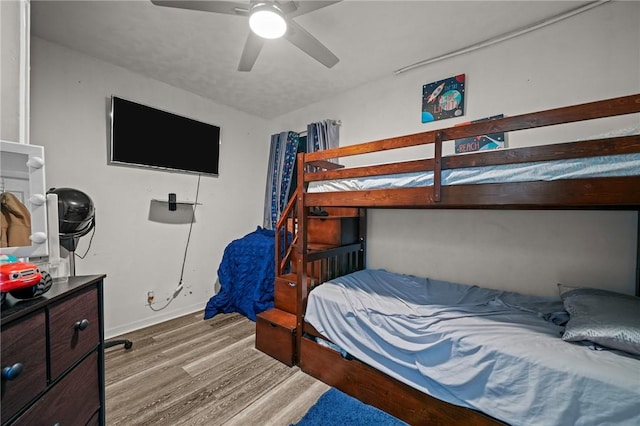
[
  {"left": 275, "top": 1, "right": 640, "bottom": 297},
  {"left": 1, "top": 0, "right": 22, "bottom": 142},
  {"left": 30, "top": 38, "right": 271, "bottom": 337}
]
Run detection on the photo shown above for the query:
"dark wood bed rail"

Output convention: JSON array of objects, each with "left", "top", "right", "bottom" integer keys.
[
  {"left": 303, "top": 135, "right": 640, "bottom": 208},
  {"left": 300, "top": 93, "right": 640, "bottom": 209},
  {"left": 304, "top": 176, "right": 640, "bottom": 209},
  {"left": 299, "top": 323, "right": 505, "bottom": 425},
  {"left": 305, "top": 243, "right": 364, "bottom": 285},
  {"left": 275, "top": 187, "right": 299, "bottom": 276},
  {"left": 305, "top": 135, "right": 640, "bottom": 183}
]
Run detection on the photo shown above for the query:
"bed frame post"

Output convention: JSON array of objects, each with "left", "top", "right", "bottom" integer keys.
[
  {"left": 433, "top": 131, "right": 443, "bottom": 203},
  {"left": 295, "top": 152, "right": 308, "bottom": 365}
]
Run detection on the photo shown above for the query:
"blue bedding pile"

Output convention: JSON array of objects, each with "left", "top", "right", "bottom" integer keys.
[{"left": 204, "top": 227, "right": 276, "bottom": 321}]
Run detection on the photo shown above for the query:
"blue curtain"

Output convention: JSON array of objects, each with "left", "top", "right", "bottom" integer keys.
[
  {"left": 307, "top": 120, "right": 340, "bottom": 154},
  {"left": 262, "top": 121, "right": 339, "bottom": 229},
  {"left": 263, "top": 131, "right": 299, "bottom": 229}
]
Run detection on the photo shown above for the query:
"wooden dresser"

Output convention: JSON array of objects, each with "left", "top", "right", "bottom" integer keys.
[{"left": 1, "top": 275, "right": 106, "bottom": 425}]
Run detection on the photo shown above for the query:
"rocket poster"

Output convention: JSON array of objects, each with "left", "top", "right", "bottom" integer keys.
[{"left": 422, "top": 74, "right": 465, "bottom": 123}]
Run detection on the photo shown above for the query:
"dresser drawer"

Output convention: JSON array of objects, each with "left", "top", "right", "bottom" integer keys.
[
  {"left": 13, "top": 351, "right": 100, "bottom": 426},
  {"left": 308, "top": 217, "right": 358, "bottom": 246},
  {"left": 49, "top": 287, "right": 100, "bottom": 379},
  {"left": 275, "top": 277, "right": 297, "bottom": 313},
  {"left": 0, "top": 312, "right": 47, "bottom": 424}
]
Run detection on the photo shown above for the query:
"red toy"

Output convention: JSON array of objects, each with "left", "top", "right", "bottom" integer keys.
[{"left": 0, "top": 254, "right": 52, "bottom": 304}]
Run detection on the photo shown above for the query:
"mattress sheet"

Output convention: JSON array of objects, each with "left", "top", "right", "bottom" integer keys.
[
  {"left": 305, "top": 269, "right": 640, "bottom": 426},
  {"left": 308, "top": 153, "right": 640, "bottom": 193}
]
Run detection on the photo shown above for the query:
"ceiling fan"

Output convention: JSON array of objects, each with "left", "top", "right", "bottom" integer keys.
[{"left": 150, "top": 1, "right": 341, "bottom": 72}]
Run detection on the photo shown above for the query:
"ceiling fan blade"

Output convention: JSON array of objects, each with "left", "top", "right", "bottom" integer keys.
[
  {"left": 279, "top": 1, "right": 342, "bottom": 18},
  {"left": 150, "top": 1, "right": 250, "bottom": 16},
  {"left": 284, "top": 20, "right": 338, "bottom": 68},
  {"left": 238, "top": 31, "right": 265, "bottom": 72}
]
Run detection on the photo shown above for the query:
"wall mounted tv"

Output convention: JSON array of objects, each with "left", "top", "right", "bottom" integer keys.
[{"left": 109, "top": 96, "right": 220, "bottom": 176}]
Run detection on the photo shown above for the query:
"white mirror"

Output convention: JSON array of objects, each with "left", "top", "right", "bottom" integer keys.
[{"left": 1, "top": 140, "right": 48, "bottom": 258}]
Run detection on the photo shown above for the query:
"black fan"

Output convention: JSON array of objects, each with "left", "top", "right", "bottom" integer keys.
[{"left": 151, "top": 1, "right": 340, "bottom": 71}]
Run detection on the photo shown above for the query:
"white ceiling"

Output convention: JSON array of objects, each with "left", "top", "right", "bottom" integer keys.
[{"left": 31, "top": 0, "right": 594, "bottom": 119}]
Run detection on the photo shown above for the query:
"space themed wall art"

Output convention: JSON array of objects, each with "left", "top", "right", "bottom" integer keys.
[{"left": 422, "top": 74, "right": 466, "bottom": 123}]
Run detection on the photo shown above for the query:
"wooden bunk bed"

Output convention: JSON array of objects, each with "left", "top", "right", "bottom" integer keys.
[{"left": 258, "top": 93, "right": 640, "bottom": 425}]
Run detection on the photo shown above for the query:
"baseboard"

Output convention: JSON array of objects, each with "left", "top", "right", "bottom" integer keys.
[{"left": 104, "top": 301, "right": 205, "bottom": 339}]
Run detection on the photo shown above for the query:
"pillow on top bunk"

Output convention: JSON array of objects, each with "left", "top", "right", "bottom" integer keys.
[{"left": 558, "top": 284, "right": 640, "bottom": 356}]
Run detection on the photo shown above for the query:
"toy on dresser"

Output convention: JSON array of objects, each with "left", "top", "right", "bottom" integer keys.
[{"left": 0, "top": 254, "right": 52, "bottom": 305}]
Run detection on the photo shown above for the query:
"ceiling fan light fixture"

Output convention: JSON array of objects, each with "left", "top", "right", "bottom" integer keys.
[{"left": 249, "top": 4, "right": 287, "bottom": 39}]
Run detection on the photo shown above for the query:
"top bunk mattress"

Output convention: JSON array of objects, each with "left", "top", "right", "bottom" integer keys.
[
  {"left": 304, "top": 269, "right": 640, "bottom": 426},
  {"left": 308, "top": 153, "right": 640, "bottom": 192}
]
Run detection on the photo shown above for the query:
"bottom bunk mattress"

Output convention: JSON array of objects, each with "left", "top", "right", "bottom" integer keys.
[{"left": 304, "top": 269, "right": 640, "bottom": 426}]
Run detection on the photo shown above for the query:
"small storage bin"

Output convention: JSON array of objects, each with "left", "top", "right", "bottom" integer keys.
[{"left": 255, "top": 309, "right": 296, "bottom": 366}]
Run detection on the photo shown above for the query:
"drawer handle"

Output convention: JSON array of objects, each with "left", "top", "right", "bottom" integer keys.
[
  {"left": 287, "top": 281, "right": 296, "bottom": 288},
  {"left": 2, "top": 363, "right": 24, "bottom": 381},
  {"left": 75, "top": 319, "right": 90, "bottom": 331}
]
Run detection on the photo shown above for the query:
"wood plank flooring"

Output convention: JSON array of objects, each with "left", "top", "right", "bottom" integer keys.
[{"left": 105, "top": 311, "right": 329, "bottom": 425}]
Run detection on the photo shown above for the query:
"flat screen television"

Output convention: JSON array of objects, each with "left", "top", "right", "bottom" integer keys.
[{"left": 108, "top": 96, "right": 220, "bottom": 175}]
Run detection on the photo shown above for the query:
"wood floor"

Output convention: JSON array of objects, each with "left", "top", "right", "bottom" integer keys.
[{"left": 104, "top": 311, "right": 329, "bottom": 425}]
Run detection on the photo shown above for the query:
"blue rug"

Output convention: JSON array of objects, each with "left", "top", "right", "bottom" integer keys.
[{"left": 292, "top": 388, "right": 408, "bottom": 426}]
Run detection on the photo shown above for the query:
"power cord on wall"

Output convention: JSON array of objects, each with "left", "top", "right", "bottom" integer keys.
[{"left": 149, "top": 174, "right": 201, "bottom": 311}]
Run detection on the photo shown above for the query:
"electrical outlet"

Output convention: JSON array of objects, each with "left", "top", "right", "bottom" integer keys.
[{"left": 147, "top": 290, "right": 155, "bottom": 304}]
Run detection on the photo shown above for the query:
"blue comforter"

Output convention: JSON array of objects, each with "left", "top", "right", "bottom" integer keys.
[{"left": 204, "top": 227, "right": 275, "bottom": 321}]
